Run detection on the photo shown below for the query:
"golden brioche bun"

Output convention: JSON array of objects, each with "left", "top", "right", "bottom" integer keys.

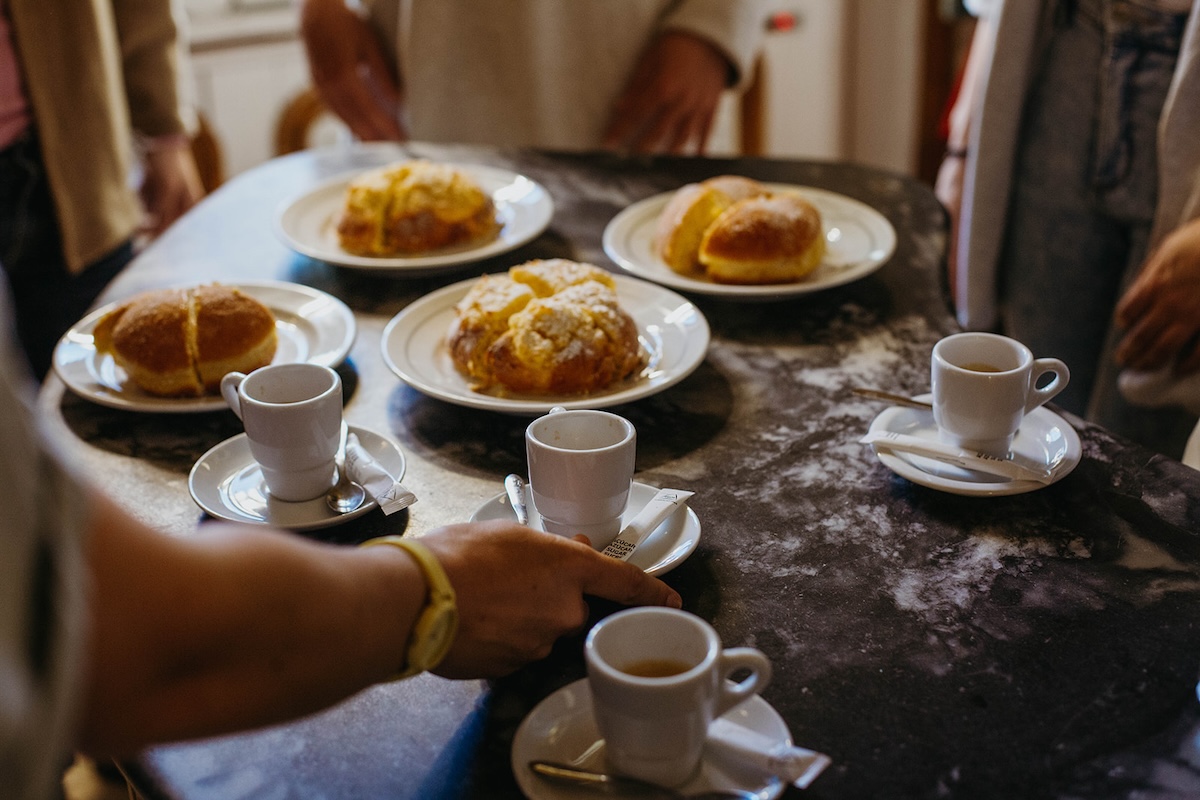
[
  {"left": 700, "top": 192, "right": 827, "bottom": 284},
  {"left": 653, "top": 176, "right": 771, "bottom": 276},
  {"left": 336, "top": 159, "right": 499, "bottom": 256},
  {"left": 654, "top": 176, "right": 825, "bottom": 284},
  {"left": 447, "top": 259, "right": 643, "bottom": 394},
  {"left": 93, "top": 284, "right": 277, "bottom": 397}
]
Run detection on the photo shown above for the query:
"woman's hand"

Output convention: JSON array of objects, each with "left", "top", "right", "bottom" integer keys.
[
  {"left": 300, "top": 0, "right": 406, "bottom": 142},
  {"left": 1116, "top": 216, "right": 1200, "bottom": 375},
  {"left": 419, "top": 521, "right": 682, "bottom": 678}
]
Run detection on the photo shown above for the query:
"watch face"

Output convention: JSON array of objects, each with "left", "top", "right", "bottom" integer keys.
[{"left": 418, "top": 606, "right": 459, "bottom": 669}]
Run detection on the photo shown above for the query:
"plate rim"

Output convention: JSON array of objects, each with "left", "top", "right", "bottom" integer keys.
[
  {"left": 53, "top": 280, "right": 357, "bottom": 414},
  {"left": 602, "top": 183, "right": 897, "bottom": 299},
  {"left": 187, "top": 424, "right": 406, "bottom": 530},
  {"left": 867, "top": 395, "right": 1082, "bottom": 496},
  {"left": 274, "top": 163, "right": 554, "bottom": 271},
  {"left": 379, "top": 273, "right": 711, "bottom": 415}
]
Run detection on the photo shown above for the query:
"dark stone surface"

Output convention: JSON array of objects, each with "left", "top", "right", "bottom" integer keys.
[{"left": 39, "top": 143, "right": 1200, "bottom": 799}]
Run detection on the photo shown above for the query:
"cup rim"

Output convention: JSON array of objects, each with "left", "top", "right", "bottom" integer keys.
[
  {"left": 933, "top": 332, "right": 1032, "bottom": 375},
  {"left": 239, "top": 363, "right": 340, "bottom": 407},
  {"left": 526, "top": 409, "right": 636, "bottom": 453},
  {"left": 585, "top": 607, "right": 719, "bottom": 684}
]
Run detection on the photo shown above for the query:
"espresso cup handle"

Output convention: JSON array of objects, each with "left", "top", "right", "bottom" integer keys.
[
  {"left": 714, "top": 647, "right": 773, "bottom": 717},
  {"left": 220, "top": 372, "right": 247, "bottom": 420},
  {"left": 1025, "top": 358, "right": 1071, "bottom": 414}
]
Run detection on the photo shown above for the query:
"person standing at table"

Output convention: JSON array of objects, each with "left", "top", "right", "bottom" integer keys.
[
  {"left": 299, "top": 0, "right": 769, "bottom": 154},
  {"left": 936, "top": 0, "right": 1200, "bottom": 460},
  {"left": 0, "top": 270, "right": 680, "bottom": 798},
  {"left": 0, "top": 0, "right": 205, "bottom": 380}
]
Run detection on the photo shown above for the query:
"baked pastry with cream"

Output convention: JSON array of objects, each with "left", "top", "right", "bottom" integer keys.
[
  {"left": 336, "top": 159, "right": 499, "bottom": 256},
  {"left": 93, "top": 284, "right": 277, "bottom": 397},
  {"left": 654, "top": 175, "right": 825, "bottom": 284},
  {"left": 447, "top": 259, "right": 644, "bottom": 394}
]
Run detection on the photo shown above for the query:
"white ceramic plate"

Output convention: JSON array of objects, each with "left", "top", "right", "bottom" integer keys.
[
  {"left": 53, "top": 281, "right": 357, "bottom": 413},
  {"left": 866, "top": 394, "right": 1082, "bottom": 496},
  {"left": 512, "top": 678, "right": 790, "bottom": 800},
  {"left": 275, "top": 164, "right": 554, "bottom": 272},
  {"left": 471, "top": 481, "right": 700, "bottom": 577},
  {"left": 603, "top": 184, "right": 897, "bottom": 300},
  {"left": 188, "top": 425, "right": 405, "bottom": 530},
  {"left": 380, "top": 274, "right": 710, "bottom": 415}
]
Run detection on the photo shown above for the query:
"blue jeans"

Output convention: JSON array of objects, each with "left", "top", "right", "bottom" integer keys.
[
  {"left": 998, "top": 0, "right": 1196, "bottom": 459},
  {"left": 0, "top": 131, "right": 132, "bottom": 380}
]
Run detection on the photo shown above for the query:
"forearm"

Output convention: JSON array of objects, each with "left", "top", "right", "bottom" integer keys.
[{"left": 79, "top": 492, "right": 423, "bottom": 756}]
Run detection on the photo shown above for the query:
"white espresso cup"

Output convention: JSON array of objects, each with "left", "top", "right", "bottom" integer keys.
[
  {"left": 525, "top": 407, "right": 636, "bottom": 548},
  {"left": 586, "top": 607, "right": 773, "bottom": 787},
  {"left": 931, "top": 332, "right": 1070, "bottom": 457},
  {"left": 220, "top": 363, "right": 343, "bottom": 502}
]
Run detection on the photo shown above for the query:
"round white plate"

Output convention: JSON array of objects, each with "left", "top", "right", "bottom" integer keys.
[
  {"left": 603, "top": 184, "right": 897, "bottom": 300},
  {"left": 471, "top": 481, "right": 700, "bottom": 577},
  {"left": 866, "top": 394, "right": 1082, "bottom": 497},
  {"left": 275, "top": 164, "right": 554, "bottom": 272},
  {"left": 380, "top": 274, "right": 710, "bottom": 415},
  {"left": 188, "top": 425, "right": 406, "bottom": 530},
  {"left": 53, "top": 281, "right": 357, "bottom": 413},
  {"left": 512, "top": 678, "right": 790, "bottom": 800}
]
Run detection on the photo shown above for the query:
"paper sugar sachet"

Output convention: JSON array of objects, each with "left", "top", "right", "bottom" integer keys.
[
  {"left": 706, "top": 717, "right": 831, "bottom": 789},
  {"left": 346, "top": 433, "right": 416, "bottom": 515}
]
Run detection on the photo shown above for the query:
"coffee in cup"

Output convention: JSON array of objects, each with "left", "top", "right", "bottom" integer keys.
[
  {"left": 931, "top": 332, "right": 1069, "bottom": 457},
  {"left": 585, "top": 607, "right": 772, "bottom": 787}
]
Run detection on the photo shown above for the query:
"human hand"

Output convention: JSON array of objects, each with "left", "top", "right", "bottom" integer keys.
[
  {"left": 602, "top": 30, "right": 731, "bottom": 155},
  {"left": 934, "top": 152, "right": 966, "bottom": 299},
  {"left": 300, "top": 0, "right": 406, "bottom": 141},
  {"left": 1115, "top": 216, "right": 1200, "bottom": 375},
  {"left": 140, "top": 138, "right": 205, "bottom": 237},
  {"left": 419, "top": 521, "right": 682, "bottom": 678}
]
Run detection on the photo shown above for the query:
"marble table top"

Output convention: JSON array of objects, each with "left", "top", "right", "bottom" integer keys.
[{"left": 38, "top": 142, "right": 1200, "bottom": 800}]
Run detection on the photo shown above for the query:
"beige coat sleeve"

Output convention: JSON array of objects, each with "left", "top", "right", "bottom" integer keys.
[{"left": 660, "top": 0, "right": 769, "bottom": 89}]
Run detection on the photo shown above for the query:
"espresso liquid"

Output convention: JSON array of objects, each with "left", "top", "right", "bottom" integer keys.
[
  {"left": 622, "top": 658, "right": 692, "bottom": 678},
  {"left": 959, "top": 362, "right": 1004, "bottom": 373}
]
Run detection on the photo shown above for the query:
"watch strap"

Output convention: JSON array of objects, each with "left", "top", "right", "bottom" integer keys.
[{"left": 361, "top": 535, "right": 459, "bottom": 680}]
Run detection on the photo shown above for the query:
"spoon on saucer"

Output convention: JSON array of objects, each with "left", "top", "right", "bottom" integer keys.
[
  {"left": 505, "top": 473, "right": 530, "bottom": 526},
  {"left": 327, "top": 423, "right": 366, "bottom": 514},
  {"left": 529, "top": 761, "right": 760, "bottom": 800},
  {"left": 852, "top": 387, "right": 933, "bottom": 410}
]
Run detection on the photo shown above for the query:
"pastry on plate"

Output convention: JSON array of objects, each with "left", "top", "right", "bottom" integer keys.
[
  {"left": 700, "top": 191, "right": 826, "bottom": 284},
  {"left": 336, "top": 159, "right": 500, "bottom": 256},
  {"left": 93, "top": 284, "right": 277, "bottom": 397},
  {"left": 447, "top": 259, "right": 644, "bottom": 394},
  {"left": 653, "top": 175, "right": 825, "bottom": 284}
]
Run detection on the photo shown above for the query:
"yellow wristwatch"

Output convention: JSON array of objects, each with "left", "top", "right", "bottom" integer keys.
[{"left": 361, "top": 536, "right": 459, "bottom": 680}]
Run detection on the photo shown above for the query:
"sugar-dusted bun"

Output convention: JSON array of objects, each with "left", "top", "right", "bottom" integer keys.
[
  {"left": 654, "top": 183, "right": 727, "bottom": 275},
  {"left": 700, "top": 174, "right": 769, "bottom": 203},
  {"left": 699, "top": 192, "right": 827, "bottom": 284},
  {"left": 447, "top": 259, "right": 643, "bottom": 394},
  {"left": 191, "top": 284, "right": 279, "bottom": 391},
  {"left": 336, "top": 159, "right": 499, "bottom": 256},
  {"left": 93, "top": 289, "right": 199, "bottom": 396},
  {"left": 93, "top": 284, "right": 277, "bottom": 397}
]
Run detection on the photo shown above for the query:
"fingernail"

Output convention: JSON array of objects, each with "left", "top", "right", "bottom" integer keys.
[{"left": 667, "top": 592, "right": 682, "bottom": 609}]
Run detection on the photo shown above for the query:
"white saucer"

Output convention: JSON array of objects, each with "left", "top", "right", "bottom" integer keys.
[
  {"left": 470, "top": 481, "right": 699, "bottom": 576},
  {"left": 188, "top": 425, "right": 406, "bottom": 530},
  {"left": 512, "top": 678, "right": 790, "bottom": 800},
  {"left": 866, "top": 394, "right": 1081, "bottom": 497}
]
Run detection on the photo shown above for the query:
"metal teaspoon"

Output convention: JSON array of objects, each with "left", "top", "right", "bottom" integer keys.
[{"left": 505, "top": 473, "right": 530, "bottom": 526}]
